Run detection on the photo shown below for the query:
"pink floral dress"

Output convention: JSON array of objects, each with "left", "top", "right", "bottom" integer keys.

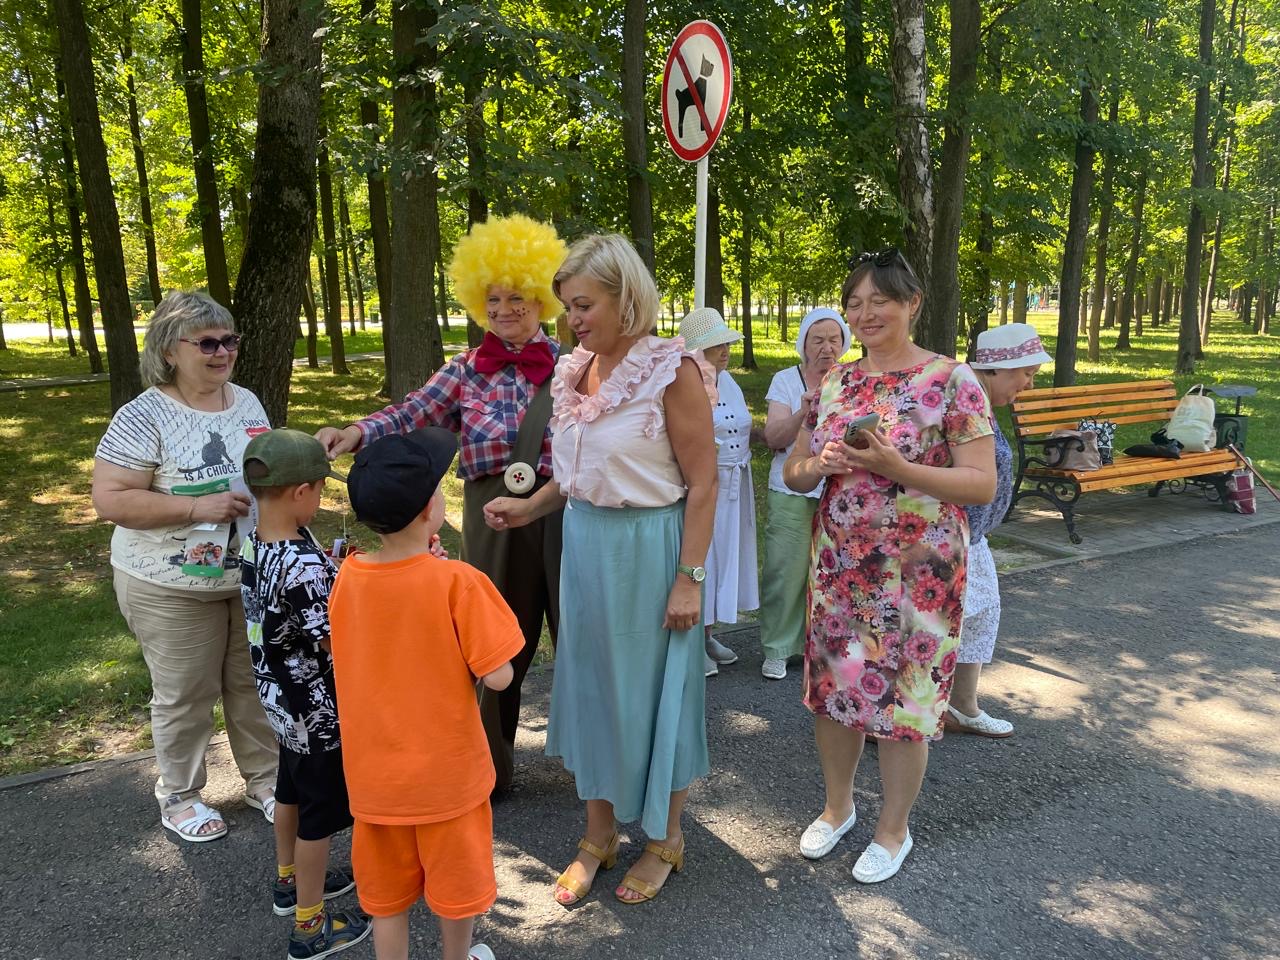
[{"left": 803, "top": 355, "right": 993, "bottom": 742}]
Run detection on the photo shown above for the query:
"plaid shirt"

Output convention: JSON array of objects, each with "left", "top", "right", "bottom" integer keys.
[{"left": 356, "top": 330, "right": 559, "bottom": 482}]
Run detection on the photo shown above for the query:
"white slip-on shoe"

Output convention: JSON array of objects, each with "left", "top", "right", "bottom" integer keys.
[
  {"left": 706, "top": 635, "right": 739, "bottom": 665},
  {"left": 944, "top": 706, "right": 1014, "bottom": 738},
  {"left": 469, "top": 946, "right": 496, "bottom": 960},
  {"left": 799, "top": 807, "right": 856, "bottom": 859},
  {"left": 852, "top": 832, "right": 913, "bottom": 883},
  {"left": 761, "top": 657, "right": 787, "bottom": 680},
  {"left": 705, "top": 653, "right": 719, "bottom": 677}
]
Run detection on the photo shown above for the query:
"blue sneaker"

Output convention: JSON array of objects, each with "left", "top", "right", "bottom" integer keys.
[
  {"left": 273, "top": 867, "right": 356, "bottom": 916},
  {"left": 288, "top": 909, "right": 371, "bottom": 959}
]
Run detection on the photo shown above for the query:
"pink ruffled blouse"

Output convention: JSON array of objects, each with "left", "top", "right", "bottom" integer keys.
[{"left": 551, "top": 336, "right": 715, "bottom": 509}]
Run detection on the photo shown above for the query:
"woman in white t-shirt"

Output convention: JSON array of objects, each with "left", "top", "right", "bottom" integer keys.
[
  {"left": 677, "top": 308, "right": 760, "bottom": 678},
  {"left": 758, "top": 308, "right": 850, "bottom": 680},
  {"left": 92, "top": 291, "right": 278, "bottom": 843}
]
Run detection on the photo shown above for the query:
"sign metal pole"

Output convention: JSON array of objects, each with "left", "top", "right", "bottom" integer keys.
[{"left": 694, "top": 155, "right": 709, "bottom": 309}]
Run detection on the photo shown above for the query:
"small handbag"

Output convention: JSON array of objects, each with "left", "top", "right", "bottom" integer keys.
[
  {"left": 1226, "top": 468, "right": 1257, "bottom": 515},
  {"left": 1046, "top": 428, "right": 1101, "bottom": 471},
  {"left": 1078, "top": 418, "right": 1117, "bottom": 465},
  {"left": 1165, "top": 384, "right": 1216, "bottom": 452}
]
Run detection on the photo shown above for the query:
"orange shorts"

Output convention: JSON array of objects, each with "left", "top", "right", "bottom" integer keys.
[{"left": 352, "top": 801, "right": 496, "bottom": 919}]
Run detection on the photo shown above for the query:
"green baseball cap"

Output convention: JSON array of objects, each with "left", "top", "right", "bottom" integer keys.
[{"left": 242, "top": 428, "right": 343, "bottom": 487}]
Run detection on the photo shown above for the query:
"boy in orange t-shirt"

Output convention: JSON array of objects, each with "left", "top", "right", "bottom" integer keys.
[{"left": 329, "top": 427, "right": 525, "bottom": 960}]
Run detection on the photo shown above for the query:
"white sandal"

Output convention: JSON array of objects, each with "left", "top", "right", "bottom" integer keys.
[
  {"left": 244, "top": 791, "right": 276, "bottom": 824},
  {"left": 161, "top": 801, "right": 228, "bottom": 843}
]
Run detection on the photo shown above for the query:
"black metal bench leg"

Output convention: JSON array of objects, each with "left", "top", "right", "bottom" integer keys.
[
  {"left": 1061, "top": 503, "right": 1082, "bottom": 545},
  {"left": 1148, "top": 480, "right": 1166, "bottom": 498},
  {"left": 1208, "top": 473, "right": 1231, "bottom": 507}
]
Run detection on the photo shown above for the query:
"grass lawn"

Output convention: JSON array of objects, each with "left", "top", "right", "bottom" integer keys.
[{"left": 0, "top": 309, "right": 1273, "bottom": 776}]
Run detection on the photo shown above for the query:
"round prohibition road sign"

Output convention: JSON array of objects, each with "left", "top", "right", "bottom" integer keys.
[{"left": 661, "top": 20, "right": 733, "bottom": 163}]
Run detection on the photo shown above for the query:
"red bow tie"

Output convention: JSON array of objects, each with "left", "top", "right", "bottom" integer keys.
[{"left": 473, "top": 333, "right": 555, "bottom": 386}]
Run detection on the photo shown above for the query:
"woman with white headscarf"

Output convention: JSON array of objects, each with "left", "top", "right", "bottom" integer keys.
[{"left": 758, "top": 308, "right": 851, "bottom": 680}]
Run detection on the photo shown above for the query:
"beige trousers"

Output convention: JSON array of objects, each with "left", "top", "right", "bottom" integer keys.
[{"left": 113, "top": 570, "right": 278, "bottom": 814}]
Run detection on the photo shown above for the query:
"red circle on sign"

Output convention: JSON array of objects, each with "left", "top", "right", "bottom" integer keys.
[{"left": 661, "top": 21, "right": 733, "bottom": 163}]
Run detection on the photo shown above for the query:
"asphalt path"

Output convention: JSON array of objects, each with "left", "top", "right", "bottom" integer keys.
[{"left": 4, "top": 526, "right": 1278, "bottom": 959}]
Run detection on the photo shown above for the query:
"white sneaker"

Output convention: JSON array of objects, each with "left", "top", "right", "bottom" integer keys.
[
  {"left": 705, "top": 653, "right": 718, "bottom": 677},
  {"left": 469, "top": 946, "right": 496, "bottom": 960},
  {"left": 799, "top": 807, "right": 856, "bottom": 859},
  {"left": 852, "top": 832, "right": 913, "bottom": 883},
  {"left": 761, "top": 657, "right": 787, "bottom": 680},
  {"left": 705, "top": 635, "right": 739, "bottom": 665}
]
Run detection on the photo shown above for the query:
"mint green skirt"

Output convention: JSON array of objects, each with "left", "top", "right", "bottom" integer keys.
[{"left": 546, "top": 498, "right": 709, "bottom": 838}]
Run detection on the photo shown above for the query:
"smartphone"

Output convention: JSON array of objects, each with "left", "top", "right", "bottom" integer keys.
[{"left": 843, "top": 413, "right": 881, "bottom": 448}]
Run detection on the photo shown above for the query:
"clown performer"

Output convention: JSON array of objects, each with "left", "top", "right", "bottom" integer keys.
[
  {"left": 677, "top": 308, "right": 759, "bottom": 678},
  {"left": 316, "top": 214, "right": 568, "bottom": 795}
]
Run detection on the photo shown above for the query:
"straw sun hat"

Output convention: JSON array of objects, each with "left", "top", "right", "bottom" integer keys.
[
  {"left": 970, "top": 323, "right": 1053, "bottom": 370},
  {"left": 678, "top": 307, "right": 743, "bottom": 353}
]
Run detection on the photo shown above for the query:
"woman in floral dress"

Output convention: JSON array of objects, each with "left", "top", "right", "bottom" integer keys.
[{"left": 783, "top": 249, "right": 996, "bottom": 884}]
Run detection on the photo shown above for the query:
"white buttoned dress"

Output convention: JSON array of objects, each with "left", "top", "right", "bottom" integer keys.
[{"left": 704, "top": 370, "right": 760, "bottom": 625}]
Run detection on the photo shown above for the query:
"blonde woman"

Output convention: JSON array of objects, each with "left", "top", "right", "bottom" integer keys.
[
  {"left": 485, "top": 234, "right": 717, "bottom": 906},
  {"left": 316, "top": 214, "right": 567, "bottom": 794}
]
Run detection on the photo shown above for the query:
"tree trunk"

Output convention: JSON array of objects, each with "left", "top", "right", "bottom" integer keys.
[
  {"left": 966, "top": 197, "right": 993, "bottom": 360},
  {"left": 54, "top": 75, "right": 101, "bottom": 370},
  {"left": 1055, "top": 83, "right": 1098, "bottom": 386},
  {"left": 179, "top": 0, "right": 231, "bottom": 306},
  {"left": 52, "top": 0, "right": 141, "bottom": 410},
  {"left": 302, "top": 260, "right": 319, "bottom": 368},
  {"left": 386, "top": 0, "right": 444, "bottom": 402},
  {"left": 740, "top": 206, "right": 756, "bottom": 371},
  {"left": 358, "top": 0, "right": 393, "bottom": 345},
  {"left": 1201, "top": 134, "right": 1233, "bottom": 348},
  {"left": 230, "top": 0, "right": 322, "bottom": 425},
  {"left": 1089, "top": 93, "right": 1120, "bottom": 362},
  {"left": 316, "top": 126, "right": 349, "bottom": 374},
  {"left": 121, "top": 25, "right": 162, "bottom": 306},
  {"left": 24, "top": 66, "right": 80, "bottom": 362},
  {"left": 889, "top": 0, "right": 934, "bottom": 337},
  {"left": 1176, "top": 0, "right": 1217, "bottom": 374},
  {"left": 1163, "top": 273, "right": 1175, "bottom": 327},
  {"left": 338, "top": 182, "right": 360, "bottom": 333},
  {"left": 707, "top": 179, "right": 725, "bottom": 315},
  {"left": 998, "top": 284, "right": 1008, "bottom": 324},
  {"left": 928, "top": 0, "right": 979, "bottom": 358},
  {"left": 1257, "top": 203, "right": 1275, "bottom": 334},
  {"left": 1116, "top": 168, "right": 1147, "bottom": 350},
  {"left": 622, "top": 0, "right": 654, "bottom": 273},
  {"left": 1013, "top": 278, "right": 1027, "bottom": 323},
  {"left": 462, "top": 66, "right": 487, "bottom": 350},
  {"left": 1150, "top": 276, "right": 1163, "bottom": 328},
  {"left": 436, "top": 245, "right": 450, "bottom": 334},
  {"left": 54, "top": 267, "right": 77, "bottom": 357}
]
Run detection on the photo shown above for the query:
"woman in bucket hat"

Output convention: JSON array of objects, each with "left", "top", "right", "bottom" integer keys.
[
  {"left": 949, "top": 322, "right": 1052, "bottom": 738},
  {"left": 316, "top": 214, "right": 568, "bottom": 796},
  {"left": 678, "top": 307, "right": 760, "bottom": 678}
]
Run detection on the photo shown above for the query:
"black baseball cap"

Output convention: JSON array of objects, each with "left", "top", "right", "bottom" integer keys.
[{"left": 347, "top": 427, "right": 458, "bottom": 534}]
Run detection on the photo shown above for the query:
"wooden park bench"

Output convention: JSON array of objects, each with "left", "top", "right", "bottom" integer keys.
[{"left": 1007, "top": 379, "right": 1239, "bottom": 543}]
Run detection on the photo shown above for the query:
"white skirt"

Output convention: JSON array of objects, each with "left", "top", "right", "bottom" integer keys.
[
  {"left": 958, "top": 536, "right": 1000, "bottom": 664},
  {"left": 704, "top": 461, "right": 760, "bottom": 625}
]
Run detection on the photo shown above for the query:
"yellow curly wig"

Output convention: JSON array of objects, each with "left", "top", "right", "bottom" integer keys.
[{"left": 448, "top": 214, "right": 568, "bottom": 326}]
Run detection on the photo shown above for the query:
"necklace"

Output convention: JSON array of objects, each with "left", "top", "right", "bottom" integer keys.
[{"left": 173, "top": 381, "right": 228, "bottom": 412}]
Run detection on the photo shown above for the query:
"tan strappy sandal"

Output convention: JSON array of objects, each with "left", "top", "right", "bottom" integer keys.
[
  {"left": 616, "top": 836, "right": 685, "bottom": 904},
  {"left": 553, "top": 831, "right": 620, "bottom": 905}
]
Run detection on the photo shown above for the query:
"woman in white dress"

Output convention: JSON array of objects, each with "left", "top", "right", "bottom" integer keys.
[{"left": 677, "top": 308, "right": 759, "bottom": 677}]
